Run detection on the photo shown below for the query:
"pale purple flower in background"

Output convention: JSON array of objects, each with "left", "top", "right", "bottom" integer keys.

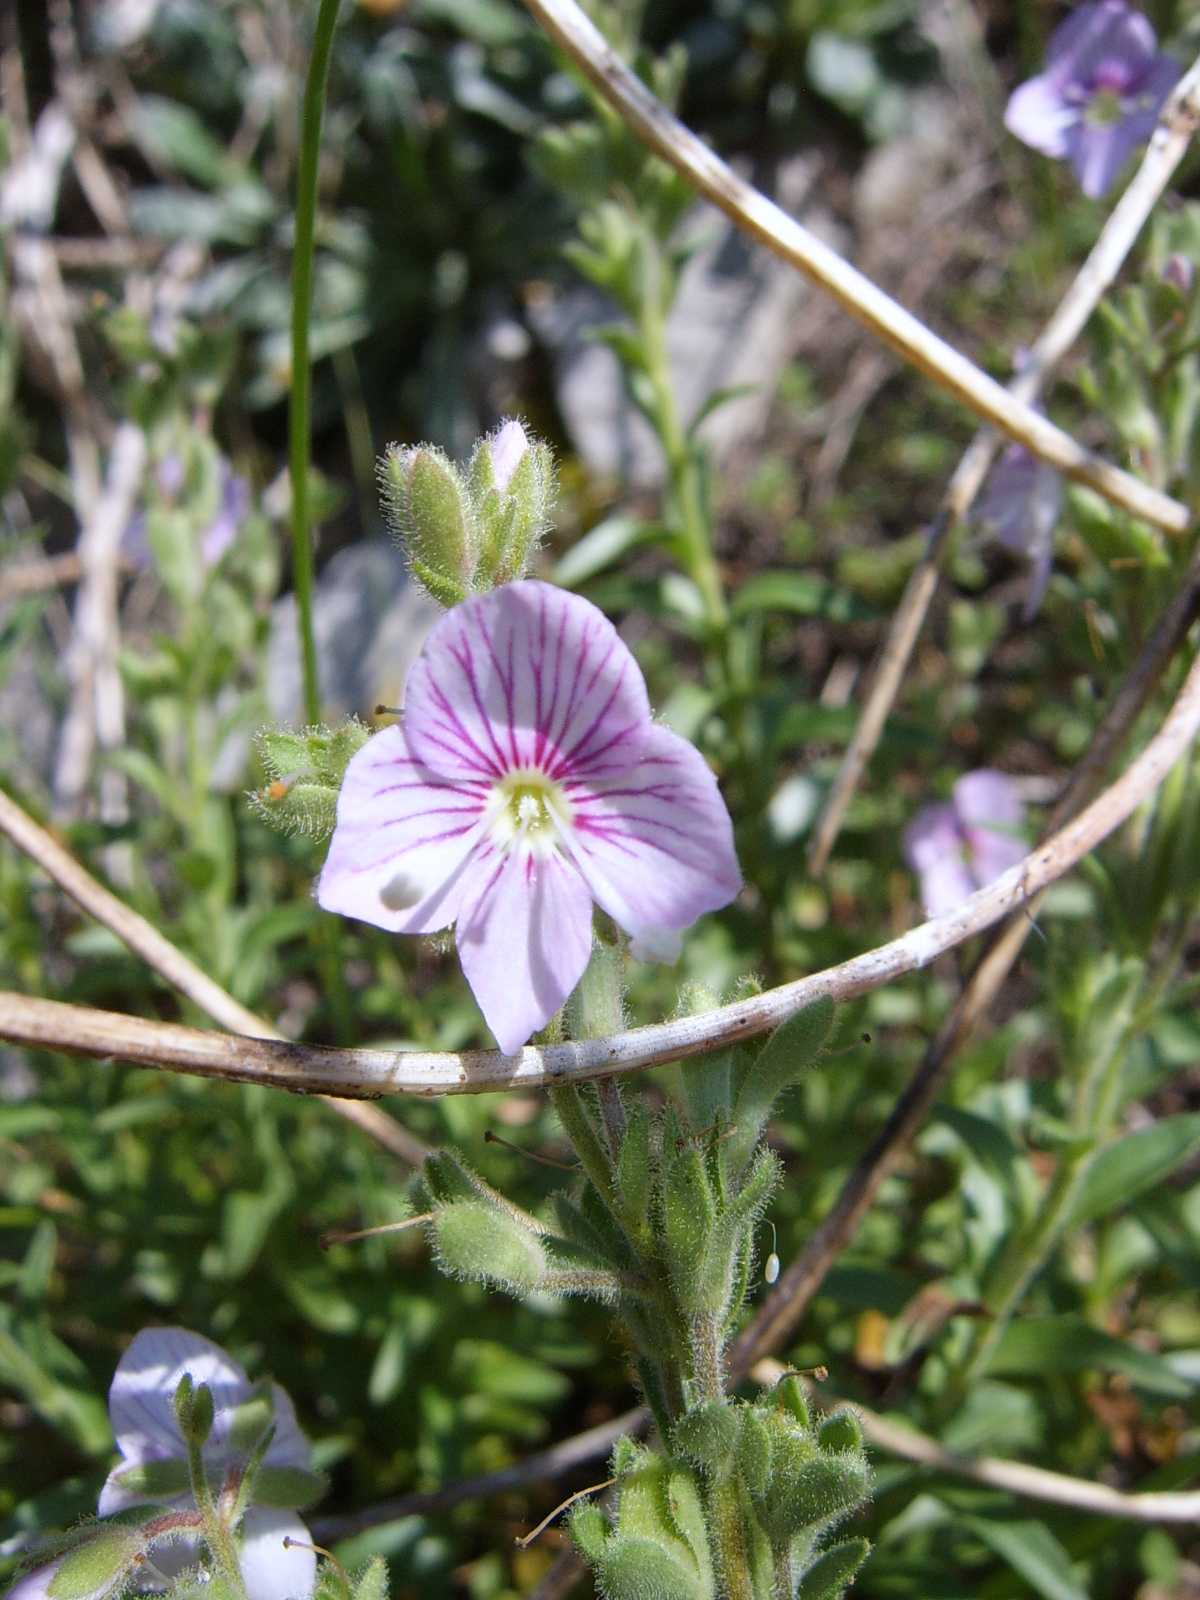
[
  {"left": 904, "top": 770, "right": 1026, "bottom": 918},
  {"left": 1005, "top": 1, "right": 1180, "bottom": 198},
  {"left": 122, "top": 455, "right": 250, "bottom": 572},
  {"left": 1161, "top": 252, "right": 1195, "bottom": 295},
  {"left": 101, "top": 1328, "right": 317, "bottom": 1600},
  {"left": 975, "top": 444, "right": 1064, "bottom": 619},
  {"left": 318, "top": 580, "right": 741, "bottom": 1054}
]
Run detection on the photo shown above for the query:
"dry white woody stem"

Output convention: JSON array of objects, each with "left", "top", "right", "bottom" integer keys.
[
  {"left": 806, "top": 51, "right": 1200, "bottom": 876},
  {"left": 0, "top": 786, "right": 427, "bottom": 1167},
  {"left": 51, "top": 420, "right": 145, "bottom": 821},
  {"left": 520, "top": 0, "right": 1188, "bottom": 536},
  {"left": 749, "top": 1360, "right": 1200, "bottom": 1524},
  {"left": 4, "top": 638, "right": 1200, "bottom": 1095}
]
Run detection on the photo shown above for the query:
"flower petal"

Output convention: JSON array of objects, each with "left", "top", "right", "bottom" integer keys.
[
  {"left": 954, "top": 770, "right": 1027, "bottom": 888},
  {"left": 237, "top": 1510, "right": 316, "bottom": 1600},
  {"left": 1004, "top": 74, "right": 1077, "bottom": 157},
  {"left": 317, "top": 724, "right": 487, "bottom": 935},
  {"left": 903, "top": 803, "right": 974, "bottom": 918},
  {"left": 488, "top": 419, "right": 529, "bottom": 494},
  {"left": 455, "top": 844, "right": 594, "bottom": 1055},
  {"left": 1048, "top": 0, "right": 1156, "bottom": 84},
  {"left": 403, "top": 581, "right": 652, "bottom": 783},
  {"left": 100, "top": 1329, "right": 251, "bottom": 1515},
  {"left": 1067, "top": 117, "right": 1141, "bottom": 198},
  {"left": 561, "top": 722, "right": 741, "bottom": 941},
  {"left": 262, "top": 1383, "right": 312, "bottom": 1474}
]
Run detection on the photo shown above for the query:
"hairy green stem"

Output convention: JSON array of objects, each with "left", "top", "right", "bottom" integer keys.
[
  {"left": 637, "top": 235, "right": 726, "bottom": 632},
  {"left": 550, "top": 1083, "right": 622, "bottom": 1219},
  {"left": 772, "top": 1545, "right": 796, "bottom": 1600},
  {"left": 289, "top": 0, "right": 342, "bottom": 726}
]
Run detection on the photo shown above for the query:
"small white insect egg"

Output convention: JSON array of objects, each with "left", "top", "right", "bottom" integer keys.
[{"left": 765, "top": 1252, "right": 780, "bottom": 1285}]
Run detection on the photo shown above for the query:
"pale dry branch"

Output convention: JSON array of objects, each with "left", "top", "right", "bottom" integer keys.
[
  {"left": 520, "top": 0, "right": 1189, "bottom": 537},
  {"left": 0, "top": 788, "right": 427, "bottom": 1167},
  {"left": 806, "top": 49, "right": 1200, "bottom": 875},
  {"left": 3, "top": 630, "right": 1199, "bottom": 1095}
]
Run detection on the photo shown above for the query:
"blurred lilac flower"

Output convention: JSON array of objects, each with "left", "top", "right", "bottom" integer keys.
[
  {"left": 102, "top": 1328, "right": 317, "bottom": 1600},
  {"left": 1162, "top": 252, "right": 1195, "bottom": 295},
  {"left": 122, "top": 455, "right": 250, "bottom": 572},
  {"left": 975, "top": 444, "right": 1064, "bottom": 619},
  {"left": 904, "top": 770, "right": 1026, "bottom": 918},
  {"left": 8, "top": 1330, "right": 317, "bottom": 1600},
  {"left": 1005, "top": 1, "right": 1180, "bottom": 198},
  {"left": 318, "top": 580, "right": 741, "bottom": 1054}
]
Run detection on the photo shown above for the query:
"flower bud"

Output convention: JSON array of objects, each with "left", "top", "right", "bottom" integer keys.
[
  {"left": 172, "top": 1373, "right": 214, "bottom": 1447},
  {"left": 795, "top": 1538, "right": 871, "bottom": 1600},
  {"left": 250, "top": 720, "right": 369, "bottom": 840},
  {"left": 433, "top": 1200, "right": 547, "bottom": 1296}
]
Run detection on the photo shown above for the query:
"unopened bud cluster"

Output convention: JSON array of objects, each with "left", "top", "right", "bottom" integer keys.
[{"left": 380, "top": 419, "right": 555, "bottom": 607}]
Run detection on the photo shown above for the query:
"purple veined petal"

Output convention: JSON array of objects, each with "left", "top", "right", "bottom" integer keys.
[
  {"left": 100, "top": 1329, "right": 251, "bottom": 1515},
  {"left": 402, "top": 581, "right": 653, "bottom": 783},
  {"left": 236, "top": 1510, "right": 316, "bottom": 1600},
  {"left": 1004, "top": 74, "right": 1078, "bottom": 157},
  {"left": 976, "top": 445, "right": 1040, "bottom": 548},
  {"left": 902, "top": 802, "right": 975, "bottom": 918},
  {"left": 1066, "top": 114, "right": 1141, "bottom": 197},
  {"left": 560, "top": 722, "right": 742, "bottom": 938},
  {"left": 489, "top": 419, "right": 529, "bottom": 494},
  {"left": 317, "top": 724, "right": 488, "bottom": 935},
  {"left": 454, "top": 844, "right": 594, "bottom": 1055}
]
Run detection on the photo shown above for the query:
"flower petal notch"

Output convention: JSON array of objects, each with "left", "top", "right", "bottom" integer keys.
[
  {"left": 903, "top": 770, "right": 1027, "bottom": 918},
  {"left": 1005, "top": 0, "right": 1180, "bottom": 198},
  {"left": 318, "top": 580, "right": 742, "bottom": 1054}
]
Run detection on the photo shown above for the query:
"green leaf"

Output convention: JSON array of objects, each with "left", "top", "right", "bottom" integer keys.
[
  {"left": 795, "top": 1538, "right": 870, "bottom": 1600},
  {"left": 962, "top": 1515, "right": 1088, "bottom": 1600},
  {"left": 349, "top": 1556, "right": 389, "bottom": 1600},
  {"left": 1069, "top": 1114, "right": 1200, "bottom": 1226},
  {"left": 730, "top": 572, "right": 873, "bottom": 623},
  {"left": 433, "top": 1202, "right": 547, "bottom": 1296},
  {"left": 109, "top": 1458, "right": 191, "bottom": 1498},
  {"left": 252, "top": 1465, "right": 330, "bottom": 1511},
  {"left": 552, "top": 516, "right": 662, "bottom": 588},
  {"left": 49, "top": 1532, "right": 143, "bottom": 1600},
  {"left": 987, "top": 1314, "right": 1193, "bottom": 1398}
]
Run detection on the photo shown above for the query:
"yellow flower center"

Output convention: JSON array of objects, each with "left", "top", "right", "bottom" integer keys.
[{"left": 488, "top": 768, "right": 573, "bottom": 855}]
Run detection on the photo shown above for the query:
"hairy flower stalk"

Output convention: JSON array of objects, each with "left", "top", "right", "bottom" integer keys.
[{"left": 318, "top": 580, "right": 741, "bottom": 1053}]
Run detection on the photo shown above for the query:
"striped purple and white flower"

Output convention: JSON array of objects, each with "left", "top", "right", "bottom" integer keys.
[{"left": 317, "top": 580, "right": 741, "bottom": 1054}]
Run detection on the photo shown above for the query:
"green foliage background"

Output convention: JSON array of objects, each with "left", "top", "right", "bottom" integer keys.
[{"left": 2, "top": 1, "right": 1200, "bottom": 1597}]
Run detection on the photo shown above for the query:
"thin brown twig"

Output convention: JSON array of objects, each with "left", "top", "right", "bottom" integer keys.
[
  {"left": 0, "top": 788, "right": 427, "bottom": 1167},
  {"left": 310, "top": 1408, "right": 642, "bottom": 1541},
  {"left": 2, "top": 630, "right": 1199, "bottom": 1094},
  {"left": 730, "top": 555, "right": 1200, "bottom": 1375},
  {"left": 805, "top": 49, "right": 1200, "bottom": 875},
  {"left": 520, "top": 0, "right": 1189, "bottom": 536}
]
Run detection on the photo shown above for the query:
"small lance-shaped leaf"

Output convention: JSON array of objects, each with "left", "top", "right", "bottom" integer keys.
[
  {"left": 727, "top": 999, "right": 836, "bottom": 1174},
  {"left": 421, "top": 1151, "right": 479, "bottom": 1207},
  {"left": 664, "top": 1468, "right": 714, "bottom": 1592},
  {"left": 350, "top": 1557, "right": 389, "bottom": 1600},
  {"left": 776, "top": 1376, "right": 812, "bottom": 1429},
  {"left": 570, "top": 1500, "right": 613, "bottom": 1566},
  {"left": 794, "top": 1538, "right": 871, "bottom": 1600},
  {"left": 683, "top": 1146, "right": 781, "bottom": 1322},
  {"left": 48, "top": 1533, "right": 145, "bottom": 1600},
  {"left": 672, "top": 1400, "right": 744, "bottom": 1473},
  {"left": 597, "top": 1537, "right": 713, "bottom": 1600},
  {"left": 617, "top": 1104, "right": 656, "bottom": 1238},
  {"left": 107, "top": 1458, "right": 191, "bottom": 1499},
  {"left": 661, "top": 1147, "right": 716, "bottom": 1306},
  {"left": 433, "top": 1201, "right": 547, "bottom": 1296},
  {"left": 736, "top": 1408, "right": 773, "bottom": 1497},
  {"left": 250, "top": 1465, "right": 330, "bottom": 1511}
]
